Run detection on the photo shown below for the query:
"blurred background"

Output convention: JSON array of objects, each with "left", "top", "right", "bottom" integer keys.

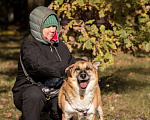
[
  {"left": 0, "top": 0, "right": 52, "bottom": 29},
  {"left": 0, "top": 0, "right": 150, "bottom": 119}
]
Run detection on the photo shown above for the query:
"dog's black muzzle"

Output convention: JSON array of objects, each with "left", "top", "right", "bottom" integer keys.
[
  {"left": 78, "top": 71, "right": 90, "bottom": 80},
  {"left": 77, "top": 71, "right": 90, "bottom": 89},
  {"left": 80, "top": 72, "right": 86, "bottom": 79}
]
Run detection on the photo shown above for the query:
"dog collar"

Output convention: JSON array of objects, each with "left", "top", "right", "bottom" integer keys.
[{"left": 65, "top": 94, "right": 93, "bottom": 116}]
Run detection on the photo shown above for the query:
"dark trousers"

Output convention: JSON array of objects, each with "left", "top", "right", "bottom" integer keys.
[{"left": 13, "top": 85, "right": 62, "bottom": 120}]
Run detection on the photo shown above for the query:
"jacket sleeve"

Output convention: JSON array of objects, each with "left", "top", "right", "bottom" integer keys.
[{"left": 21, "top": 39, "right": 67, "bottom": 78}]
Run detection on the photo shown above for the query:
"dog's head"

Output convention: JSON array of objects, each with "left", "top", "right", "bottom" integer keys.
[{"left": 66, "top": 61, "right": 101, "bottom": 89}]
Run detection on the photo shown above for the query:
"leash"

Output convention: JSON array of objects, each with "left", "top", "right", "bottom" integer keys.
[
  {"left": 65, "top": 94, "right": 93, "bottom": 117},
  {"left": 20, "top": 54, "right": 37, "bottom": 85}
]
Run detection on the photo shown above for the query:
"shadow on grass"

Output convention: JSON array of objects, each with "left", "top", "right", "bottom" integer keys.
[
  {"left": 0, "top": 88, "right": 8, "bottom": 93},
  {"left": 0, "top": 68, "right": 18, "bottom": 81},
  {"left": 99, "top": 67, "right": 150, "bottom": 94},
  {"left": 0, "top": 35, "right": 22, "bottom": 61},
  {"left": 0, "top": 35, "right": 21, "bottom": 86},
  {"left": 0, "top": 86, "right": 11, "bottom": 93},
  {"left": 119, "top": 67, "right": 150, "bottom": 76},
  {"left": 134, "top": 50, "right": 150, "bottom": 58},
  {"left": 0, "top": 49, "right": 20, "bottom": 61},
  {"left": 100, "top": 76, "right": 148, "bottom": 94}
]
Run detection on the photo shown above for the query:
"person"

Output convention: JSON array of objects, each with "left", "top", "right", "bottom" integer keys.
[{"left": 12, "top": 6, "right": 79, "bottom": 120}]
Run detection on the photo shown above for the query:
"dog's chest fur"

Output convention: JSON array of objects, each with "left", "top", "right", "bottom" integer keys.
[
  {"left": 63, "top": 82, "right": 98, "bottom": 118},
  {"left": 68, "top": 91, "right": 93, "bottom": 109}
]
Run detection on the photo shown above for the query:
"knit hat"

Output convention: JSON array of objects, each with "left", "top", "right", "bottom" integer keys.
[{"left": 43, "top": 15, "right": 58, "bottom": 28}]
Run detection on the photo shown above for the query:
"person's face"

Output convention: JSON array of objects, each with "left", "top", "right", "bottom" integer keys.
[{"left": 43, "top": 26, "right": 57, "bottom": 40}]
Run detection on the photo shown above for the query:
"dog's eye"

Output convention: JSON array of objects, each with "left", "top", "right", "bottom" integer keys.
[
  {"left": 75, "top": 66, "right": 80, "bottom": 71},
  {"left": 86, "top": 66, "right": 91, "bottom": 70}
]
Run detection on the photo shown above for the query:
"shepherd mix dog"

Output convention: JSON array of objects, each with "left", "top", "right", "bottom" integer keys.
[{"left": 58, "top": 61, "right": 104, "bottom": 120}]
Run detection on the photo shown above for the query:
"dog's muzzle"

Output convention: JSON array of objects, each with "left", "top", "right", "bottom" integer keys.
[{"left": 77, "top": 71, "right": 90, "bottom": 89}]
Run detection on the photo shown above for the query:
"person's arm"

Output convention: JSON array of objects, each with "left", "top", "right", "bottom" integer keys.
[{"left": 21, "top": 39, "right": 67, "bottom": 78}]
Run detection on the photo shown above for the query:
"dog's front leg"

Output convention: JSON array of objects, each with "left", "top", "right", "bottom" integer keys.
[
  {"left": 62, "top": 113, "right": 66, "bottom": 120},
  {"left": 97, "top": 106, "right": 104, "bottom": 120},
  {"left": 86, "top": 114, "right": 95, "bottom": 120},
  {"left": 92, "top": 114, "right": 95, "bottom": 120},
  {"left": 62, "top": 113, "right": 74, "bottom": 120},
  {"left": 62, "top": 113, "right": 70, "bottom": 120}
]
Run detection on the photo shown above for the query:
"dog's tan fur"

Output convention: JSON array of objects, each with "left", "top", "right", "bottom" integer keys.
[{"left": 58, "top": 61, "right": 104, "bottom": 120}]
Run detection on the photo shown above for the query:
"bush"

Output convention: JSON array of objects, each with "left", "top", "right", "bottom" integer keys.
[{"left": 49, "top": 0, "right": 150, "bottom": 70}]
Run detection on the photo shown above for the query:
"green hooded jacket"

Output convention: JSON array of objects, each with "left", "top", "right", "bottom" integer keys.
[{"left": 29, "top": 6, "right": 60, "bottom": 44}]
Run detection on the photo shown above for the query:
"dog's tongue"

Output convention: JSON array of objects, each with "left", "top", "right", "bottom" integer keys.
[{"left": 80, "top": 82, "right": 88, "bottom": 89}]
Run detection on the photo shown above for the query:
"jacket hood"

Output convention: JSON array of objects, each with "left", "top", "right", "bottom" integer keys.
[{"left": 29, "top": 6, "right": 60, "bottom": 44}]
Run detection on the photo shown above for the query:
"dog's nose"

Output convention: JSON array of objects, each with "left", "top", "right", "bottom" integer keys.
[{"left": 80, "top": 72, "right": 86, "bottom": 79}]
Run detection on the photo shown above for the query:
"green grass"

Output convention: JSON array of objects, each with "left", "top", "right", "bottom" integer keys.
[
  {"left": 0, "top": 34, "right": 150, "bottom": 120},
  {"left": 99, "top": 52, "right": 150, "bottom": 120},
  {"left": 0, "top": 35, "right": 22, "bottom": 120}
]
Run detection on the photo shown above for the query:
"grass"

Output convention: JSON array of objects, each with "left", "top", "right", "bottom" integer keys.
[
  {"left": 0, "top": 33, "right": 150, "bottom": 120},
  {"left": 0, "top": 35, "right": 22, "bottom": 120},
  {"left": 99, "top": 52, "right": 150, "bottom": 120}
]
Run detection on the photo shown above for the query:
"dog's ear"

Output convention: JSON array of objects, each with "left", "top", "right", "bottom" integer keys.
[
  {"left": 92, "top": 61, "right": 101, "bottom": 69},
  {"left": 66, "top": 68, "right": 72, "bottom": 77},
  {"left": 65, "top": 64, "right": 74, "bottom": 77}
]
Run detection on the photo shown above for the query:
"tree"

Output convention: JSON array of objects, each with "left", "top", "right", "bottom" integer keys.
[{"left": 49, "top": 0, "right": 150, "bottom": 70}]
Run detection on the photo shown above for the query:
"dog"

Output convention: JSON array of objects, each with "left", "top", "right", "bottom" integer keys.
[{"left": 58, "top": 61, "right": 104, "bottom": 120}]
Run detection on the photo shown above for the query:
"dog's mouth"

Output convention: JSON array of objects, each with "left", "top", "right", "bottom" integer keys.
[
  {"left": 77, "top": 71, "right": 90, "bottom": 89},
  {"left": 78, "top": 79, "right": 89, "bottom": 89}
]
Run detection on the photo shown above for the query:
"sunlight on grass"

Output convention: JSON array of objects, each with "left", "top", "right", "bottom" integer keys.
[
  {"left": 100, "top": 52, "right": 150, "bottom": 119},
  {"left": 0, "top": 35, "right": 22, "bottom": 120}
]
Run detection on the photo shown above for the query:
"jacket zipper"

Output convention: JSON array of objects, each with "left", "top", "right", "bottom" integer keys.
[
  {"left": 54, "top": 47, "right": 62, "bottom": 61},
  {"left": 50, "top": 46, "right": 62, "bottom": 62}
]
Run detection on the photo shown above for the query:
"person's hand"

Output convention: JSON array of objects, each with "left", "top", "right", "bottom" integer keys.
[{"left": 65, "top": 64, "right": 75, "bottom": 73}]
